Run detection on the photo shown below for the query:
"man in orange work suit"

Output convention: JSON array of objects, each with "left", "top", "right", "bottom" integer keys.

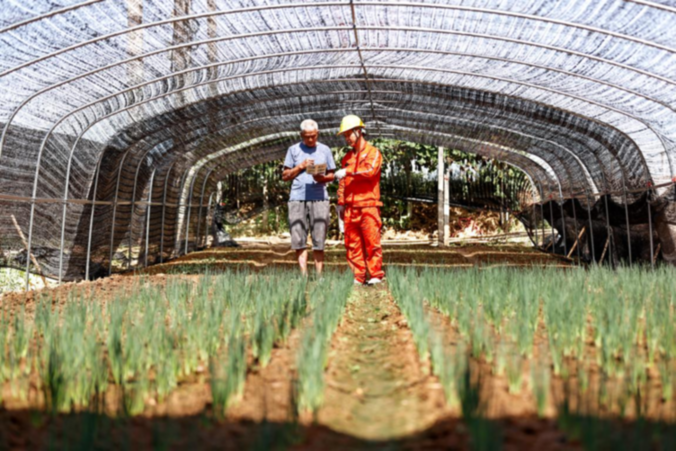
[{"left": 333, "top": 115, "right": 385, "bottom": 286}]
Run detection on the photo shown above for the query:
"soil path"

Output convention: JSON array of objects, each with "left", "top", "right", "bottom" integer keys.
[{"left": 317, "top": 283, "right": 449, "bottom": 443}]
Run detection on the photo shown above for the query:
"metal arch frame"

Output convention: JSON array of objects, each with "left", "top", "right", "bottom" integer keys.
[
  {"left": 5, "top": 24, "right": 674, "bottom": 153},
  {"left": 184, "top": 166, "right": 216, "bottom": 255},
  {"left": 4, "top": 0, "right": 676, "bottom": 81},
  {"left": 9, "top": 28, "right": 673, "bottom": 238},
  {"left": 68, "top": 86, "right": 608, "bottom": 276},
  {"left": 61, "top": 70, "right": 641, "bottom": 233},
  {"left": 159, "top": 159, "right": 180, "bottom": 264},
  {"left": 383, "top": 123, "right": 564, "bottom": 199},
  {"left": 381, "top": 113, "right": 572, "bottom": 198},
  {"left": 4, "top": 0, "right": 673, "bottom": 37},
  {"left": 143, "top": 167, "right": 157, "bottom": 268},
  {"left": 52, "top": 59, "right": 652, "bottom": 209},
  {"left": 368, "top": 89, "right": 622, "bottom": 194},
  {"left": 376, "top": 103, "right": 602, "bottom": 196},
  {"left": 38, "top": 68, "right": 659, "bottom": 285},
  {"left": 22, "top": 57, "right": 661, "bottom": 207},
  {"left": 201, "top": 192, "right": 216, "bottom": 249},
  {"left": 55, "top": 64, "right": 624, "bottom": 258},
  {"left": 84, "top": 155, "right": 103, "bottom": 280},
  {"left": 103, "top": 118, "right": 551, "bottom": 272},
  {"left": 4, "top": 20, "right": 676, "bottom": 171},
  {"left": 167, "top": 168, "right": 192, "bottom": 262},
  {"left": 171, "top": 107, "right": 565, "bottom": 219},
  {"left": 126, "top": 146, "right": 167, "bottom": 268}
]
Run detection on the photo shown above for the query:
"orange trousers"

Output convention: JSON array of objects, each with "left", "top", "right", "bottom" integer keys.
[{"left": 344, "top": 206, "right": 384, "bottom": 283}]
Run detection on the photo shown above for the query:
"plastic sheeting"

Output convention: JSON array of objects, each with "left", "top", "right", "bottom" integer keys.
[{"left": 0, "top": 0, "right": 675, "bottom": 282}]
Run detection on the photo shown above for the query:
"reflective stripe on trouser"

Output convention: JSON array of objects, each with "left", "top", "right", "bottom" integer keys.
[{"left": 344, "top": 206, "right": 384, "bottom": 283}]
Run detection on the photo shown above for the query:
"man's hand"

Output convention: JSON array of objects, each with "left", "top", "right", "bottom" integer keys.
[
  {"left": 337, "top": 205, "right": 345, "bottom": 220},
  {"left": 334, "top": 168, "right": 347, "bottom": 181},
  {"left": 312, "top": 170, "right": 335, "bottom": 183},
  {"left": 282, "top": 159, "right": 315, "bottom": 181}
]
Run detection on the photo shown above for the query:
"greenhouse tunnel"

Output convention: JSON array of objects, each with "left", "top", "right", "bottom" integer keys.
[{"left": 1, "top": 0, "right": 676, "bottom": 285}]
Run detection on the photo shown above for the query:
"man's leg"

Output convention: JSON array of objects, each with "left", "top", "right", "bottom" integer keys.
[
  {"left": 296, "top": 249, "right": 308, "bottom": 276},
  {"left": 313, "top": 250, "right": 324, "bottom": 275},
  {"left": 309, "top": 200, "right": 330, "bottom": 276},
  {"left": 362, "top": 207, "right": 385, "bottom": 280},
  {"left": 288, "top": 201, "right": 309, "bottom": 276},
  {"left": 344, "top": 207, "right": 367, "bottom": 283}
]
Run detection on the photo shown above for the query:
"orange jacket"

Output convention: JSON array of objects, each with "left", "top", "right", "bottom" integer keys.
[{"left": 337, "top": 142, "right": 383, "bottom": 207}]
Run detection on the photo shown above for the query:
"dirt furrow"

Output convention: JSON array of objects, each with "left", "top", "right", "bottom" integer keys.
[{"left": 316, "top": 284, "right": 449, "bottom": 442}]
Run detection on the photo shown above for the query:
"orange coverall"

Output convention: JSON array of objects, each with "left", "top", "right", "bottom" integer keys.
[{"left": 337, "top": 142, "right": 385, "bottom": 283}]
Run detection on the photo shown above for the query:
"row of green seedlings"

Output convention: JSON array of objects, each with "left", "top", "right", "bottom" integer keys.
[
  {"left": 390, "top": 267, "right": 504, "bottom": 451},
  {"left": 0, "top": 269, "right": 307, "bottom": 416},
  {"left": 389, "top": 265, "right": 676, "bottom": 418},
  {"left": 295, "top": 273, "right": 353, "bottom": 415}
]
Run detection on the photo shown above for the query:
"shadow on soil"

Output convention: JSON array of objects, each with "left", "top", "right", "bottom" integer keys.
[{"left": 2, "top": 409, "right": 676, "bottom": 451}]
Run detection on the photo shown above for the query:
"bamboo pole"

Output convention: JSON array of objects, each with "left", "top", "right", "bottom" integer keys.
[
  {"left": 11, "top": 214, "right": 47, "bottom": 288},
  {"left": 566, "top": 226, "right": 586, "bottom": 259}
]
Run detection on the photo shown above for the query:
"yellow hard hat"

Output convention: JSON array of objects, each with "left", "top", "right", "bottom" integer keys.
[{"left": 337, "top": 115, "right": 365, "bottom": 135}]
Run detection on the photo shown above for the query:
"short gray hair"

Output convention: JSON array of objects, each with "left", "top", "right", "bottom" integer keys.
[{"left": 300, "top": 119, "right": 318, "bottom": 132}]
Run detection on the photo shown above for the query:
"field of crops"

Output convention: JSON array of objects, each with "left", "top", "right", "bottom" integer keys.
[{"left": 0, "top": 245, "right": 675, "bottom": 450}]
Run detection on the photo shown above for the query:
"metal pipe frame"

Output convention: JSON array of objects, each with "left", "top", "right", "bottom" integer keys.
[
  {"left": 4, "top": 45, "right": 656, "bottom": 188},
  {"left": 603, "top": 194, "right": 615, "bottom": 268},
  {"left": 159, "top": 160, "right": 179, "bottom": 264},
  {"left": 52, "top": 64, "right": 641, "bottom": 228},
  {"left": 558, "top": 192, "right": 568, "bottom": 256},
  {"left": 19, "top": 58, "right": 660, "bottom": 285},
  {"left": 5, "top": 1, "right": 676, "bottom": 83},
  {"left": 85, "top": 157, "right": 104, "bottom": 281},
  {"left": 107, "top": 149, "right": 134, "bottom": 276},
  {"left": 184, "top": 166, "right": 212, "bottom": 255},
  {"left": 143, "top": 168, "right": 157, "bottom": 268},
  {"left": 623, "top": 181, "right": 633, "bottom": 265},
  {"left": 172, "top": 169, "right": 192, "bottom": 260},
  {"left": 381, "top": 103, "right": 602, "bottom": 197},
  {"left": 548, "top": 195, "right": 557, "bottom": 254},
  {"left": 64, "top": 96, "right": 560, "bottom": 282},
  {"left": 647, "top": 186, "right": 655, "bottom": 269},
  {"left": 571, "top": 196, "right": 581, "bottom": 261},
  {"left": 202, "top": 191, "right": 216, "bottom": 249},
  {"left": 127, "top": 148, "right": 156, "bottom": 268},
  {"left": 195, "top": 169, "right": 215, "bottom": 249},
  {"left": 3, "top": 23, "right": 665, "bottom": 183},
  {"left": 585, "top": 189, "right": 597, "bottom": 263}
]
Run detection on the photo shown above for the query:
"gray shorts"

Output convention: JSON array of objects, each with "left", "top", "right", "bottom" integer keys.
[{"left": 288, "top": 200, "right": 330, "bottom": 250}]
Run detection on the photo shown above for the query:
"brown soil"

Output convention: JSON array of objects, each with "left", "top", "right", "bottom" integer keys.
[
  {"left": 1, "top": 244, "right": 666, "bottom": 450},
  {"left": 136, "top": 242, "right": 570, "bottom": 276},
  {"left": 318, "top": 284, "right": 450, "bottom": 441}
]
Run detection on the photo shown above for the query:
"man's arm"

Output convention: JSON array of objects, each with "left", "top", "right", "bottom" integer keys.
[
  {"left": 282, "top": 159, "right": 313, "bottom": 181},
  {"left": 312, "top": 169, "right": 335, "bottom": 183},
  {"left": 348, "top": 147, "right": 382, "bottom": 179}
]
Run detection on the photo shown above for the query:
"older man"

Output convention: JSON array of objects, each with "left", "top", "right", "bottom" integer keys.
[{"left": 282, "top": 119, "right": 336, "bottom": 276}]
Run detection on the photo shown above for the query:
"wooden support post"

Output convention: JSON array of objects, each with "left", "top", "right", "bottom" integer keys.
[
  {"left": 566, "top": 226, "right": 586, "bottom": 259},
  {"left": 437, "top": 146, "right": 445, "bottom": 246},
  {"left": 599, "top": 235, "right": 610, "bottom": 264},
  {"left": 654, "top": 243, "right": 661, "bottom": 266},
  {"left": 11, "top": 215, "right": 47, "bottom": 288}
]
